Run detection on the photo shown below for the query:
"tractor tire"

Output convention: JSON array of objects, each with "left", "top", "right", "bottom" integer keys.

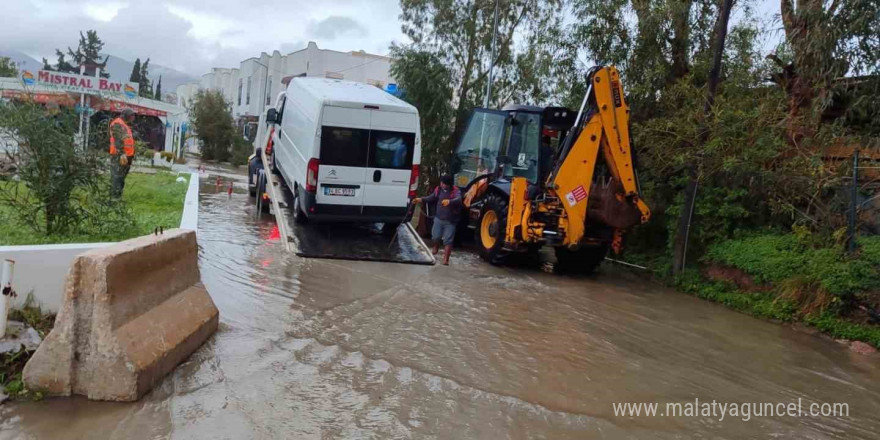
[
  {"left": 554, "top": 245, "right": 608, "bottom": 274},
  {"left": 476, "top": 193, "right": 508, "bottom": 264},
  {"left": 291, "top": 186, "right": 308, "bottom": 224}
]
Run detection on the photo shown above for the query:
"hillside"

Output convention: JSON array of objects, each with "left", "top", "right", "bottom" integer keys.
[
  {"left": 0, "top": 50, "right": 195, "bottom": 91},
  {"left": 0, "top": 49, "right": 43, "bottom": 73}
]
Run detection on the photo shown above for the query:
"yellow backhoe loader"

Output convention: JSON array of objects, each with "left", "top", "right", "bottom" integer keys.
[{"left": 450, "top": 65, "right": 650, "bottom": 273}]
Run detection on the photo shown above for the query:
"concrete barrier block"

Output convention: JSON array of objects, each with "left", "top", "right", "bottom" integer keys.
[{"left": 23, "top": 229, "right": 219, "bottom": 401}]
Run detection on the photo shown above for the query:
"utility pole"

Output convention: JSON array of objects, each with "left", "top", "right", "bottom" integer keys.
[
  {"left": 672, "top": 0, "right": 734, "bottom": 275},
  {"left": 476, "top": 0, "right": 501, "bottom": 169},
  {"left": 483, "top": 0, "right": 500, "bottom": 108},
  {"left": 77, "top": 64, "right": 86, "bottom": 150}
]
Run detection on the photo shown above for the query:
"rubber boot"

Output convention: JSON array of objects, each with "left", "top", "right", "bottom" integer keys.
[
  {"left": 432, "top": 243, "right": 440, "bottom": 255},
  {"left": 443, "top": 245, "right": 452, "bottom": 265}
]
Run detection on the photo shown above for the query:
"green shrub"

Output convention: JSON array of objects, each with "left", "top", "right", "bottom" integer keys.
[
  {"left": 189, "top": 89, "right": 235, "bottom": 161},
  {"left": 136, "top": 143, "right": 154, "bottom": 160},
  {"left": 705, "top": 234, "right": 804, "bottom": 284},
  {"left": 705, "top": 233, "right": 880, "bottom": 297},
  {"left": 857, "top": 236, "right": 880, "bottom": 266},
  {"left": 0, "top": 101, "right": 132, "bottom": 236},
  {"left": 230, "top": 137, "right": 252, "bottom": 166}
]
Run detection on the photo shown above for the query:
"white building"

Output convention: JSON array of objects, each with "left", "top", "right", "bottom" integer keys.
[
  {"left": 175, "top": 83, "right": 199, "bottom": 108},
  {"left": 177, "top": 41, "right": 395, "bottom": 123}
]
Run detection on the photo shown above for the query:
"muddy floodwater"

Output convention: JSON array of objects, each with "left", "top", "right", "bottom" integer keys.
[{"left": 2, "top": 162, "right": 879, "bottom": 439}]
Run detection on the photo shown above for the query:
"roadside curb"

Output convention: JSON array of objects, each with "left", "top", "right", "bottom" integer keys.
[{"left": 180, "top": 172, "right": 199, "bottom": 231}]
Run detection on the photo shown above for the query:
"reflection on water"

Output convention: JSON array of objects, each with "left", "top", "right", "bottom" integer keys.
[{"left": 2, "top": 160, "right": 879, "bottom": 439}]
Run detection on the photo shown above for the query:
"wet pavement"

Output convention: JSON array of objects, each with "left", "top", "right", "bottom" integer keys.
[
  {"left": 279, "top": 186, "right": 434, "bottom": 265},
  {"left": 2, "top": 162, "right": 879, "bottom": 439}
]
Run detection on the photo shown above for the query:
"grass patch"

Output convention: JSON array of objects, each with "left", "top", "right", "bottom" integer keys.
[
  {"left": 0, "top": 171, "right": 189, "bottom": 245},
  {"left": 704, "top": 233, "right": 880, "bottom": 296},
  {"left": 123, "top": 172, "right": 190, "bottom": 236}
]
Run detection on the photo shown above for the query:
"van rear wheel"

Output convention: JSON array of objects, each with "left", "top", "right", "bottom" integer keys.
[{"left": 292, "top": 186, "right": 308, "bottom": 224}]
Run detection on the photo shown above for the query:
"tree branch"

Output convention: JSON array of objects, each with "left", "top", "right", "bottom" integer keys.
[
  {"left": 472, "top": 0, "right": 531, "bottom": 85},
  {"left": 765, "top": 53, "right": 787, "bottom": 68},
  {"left": 780, "top": 0, "right": 795, "bottom": 36}
]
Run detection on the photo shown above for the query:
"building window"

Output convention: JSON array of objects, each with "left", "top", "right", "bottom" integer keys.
[
  {"left": 325, "top": 71, "right": 344, "bottom": 80},
  {"left": 367, "top": 79, "right": 385, "bottom": 88},
  {"left": 266, "top": 76, "right": 272, "bottom": 106},
  {"left": 246, "top": 76, "right": 251, "bottom": 105},
  {"left": 237, "top": 79, "right": 243, "bottom": 105}
]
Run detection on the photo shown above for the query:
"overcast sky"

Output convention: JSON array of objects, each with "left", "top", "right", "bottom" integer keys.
[
  {"left": 2, "top": 0, "right": 782, "bottom": 78},
  {"left": 0, "top": 0, "right": 406, "bottom": 77}
]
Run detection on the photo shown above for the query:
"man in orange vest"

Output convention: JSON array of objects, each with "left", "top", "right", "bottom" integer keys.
[{"left": 110, "top": 108, "right": 136, "bottom": 198}]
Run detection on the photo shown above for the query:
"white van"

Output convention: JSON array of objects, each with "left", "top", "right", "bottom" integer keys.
[{"left": 266, "top": 78, "right": 421, "bottom": 224}]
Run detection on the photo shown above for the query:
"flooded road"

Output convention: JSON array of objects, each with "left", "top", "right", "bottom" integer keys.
[{"left": 2, "top": 162, "right": 879, "bottom": 439}]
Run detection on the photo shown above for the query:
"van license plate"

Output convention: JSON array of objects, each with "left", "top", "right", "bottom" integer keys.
[{"left": 325, "top": 187, "right": 355, "bottom": 196}]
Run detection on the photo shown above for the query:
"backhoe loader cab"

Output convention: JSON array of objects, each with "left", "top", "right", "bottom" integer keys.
[
  {"left": 451, "top": 105, "right": 574, "bottom": 192},
  {"left": 450, "top": 65, "right": 651, "bottom": 273}
]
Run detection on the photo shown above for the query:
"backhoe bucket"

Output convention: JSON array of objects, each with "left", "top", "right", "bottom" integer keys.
[{"left": 586, "top": 180, "right": 643, "bottom": 230}]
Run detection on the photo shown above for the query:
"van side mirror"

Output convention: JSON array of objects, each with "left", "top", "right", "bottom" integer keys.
[{"left": 266, "top": 108, "right": 278, "bottom": 124}]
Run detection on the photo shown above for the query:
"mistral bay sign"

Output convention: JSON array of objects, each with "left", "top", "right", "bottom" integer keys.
[{"left": 20, "top": 70, "right": 139, "bottom": 99}]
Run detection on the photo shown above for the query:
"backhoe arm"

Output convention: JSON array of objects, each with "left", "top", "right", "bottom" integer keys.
[{"left": 549, "top": 66, "right": 650, "bottom": 247}]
